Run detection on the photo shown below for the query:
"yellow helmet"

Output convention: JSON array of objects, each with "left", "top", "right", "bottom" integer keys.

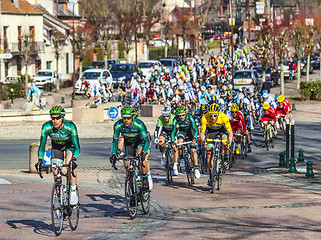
[
  {"left": 176, "top": 90, "right": 179, "bottom": 94},
  {"left": 209, "top": 103, "right": 220, "bottom": 114},
  {"left": 231, "top": 104, "right": 239, "bottom": 112},
  {"left": 277, "top": 95, "right": 284, "bottom": 103},
  {"left": 263, "top": 103, "right": 270, "bottom": 110}
]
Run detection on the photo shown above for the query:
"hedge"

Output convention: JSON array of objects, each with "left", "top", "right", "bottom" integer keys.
[
  {"left": 148, "top": 45, "right": 177, "bottom": 60},
  {"left": 300, "top": 80, "right": 321, "bottom": 101}
]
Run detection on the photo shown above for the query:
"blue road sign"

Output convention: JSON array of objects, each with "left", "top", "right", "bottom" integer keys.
[
  {"left": 43, "top": 150, "right": 51, "bottom": 166},
  {"left": 108, "top": 107, "right": 119, "bottom": 120}
]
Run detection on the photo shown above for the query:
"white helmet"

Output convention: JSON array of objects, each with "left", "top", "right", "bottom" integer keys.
[
  {"left": 239, "top": 93, "right": 245, "bottom": 100},
  {"left": 201, "top": 86, "right": 206, "bottom": 91},
  {"left": 161, "top": 106, "right": 172, "bottom": 116}
]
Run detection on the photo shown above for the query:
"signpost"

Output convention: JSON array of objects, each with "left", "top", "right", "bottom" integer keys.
[
  {"left": 108, "top": 107, "right": 119, "bottom": 120},
  {"left": 0, "top": 53, "right": 12, "bottom": 59}
]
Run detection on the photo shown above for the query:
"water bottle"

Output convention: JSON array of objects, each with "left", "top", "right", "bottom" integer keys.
[{"left": 136, "top": 174, "right": 141, "bottom": 188}]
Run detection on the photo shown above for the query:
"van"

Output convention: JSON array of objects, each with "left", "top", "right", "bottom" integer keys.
[
  {"left": 159, "top": 58, "right": 178, "bottom": 74},
  {"left": 138, "top": 60, "right": 161, "bottom": 79}
]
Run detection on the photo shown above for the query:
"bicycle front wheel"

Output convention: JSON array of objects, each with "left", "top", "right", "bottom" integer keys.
[
  {"left": 216, "top": 157, "right": 223, "bottom": 191},
  {"left": 165, "top": 152, "right": 172, "bottom": 184},
  {"left": 141, "top": 179, "right": 150, "bottom": 214},
  {"left": 125, "top": 172, "right": 137, "bottom": 219},
  {"left": 210, "top": 158, "right": 217, "bottom": 194},
  {"left": 51, "top": 182, "right": 63, "bottom": 236},
  {"left": 68, "top": 187, "right": 79, "bottom": 231}
]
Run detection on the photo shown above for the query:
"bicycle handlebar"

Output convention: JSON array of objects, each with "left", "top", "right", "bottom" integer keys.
[{"left": 37, "top": 163, "right": 76, "bottom": 178}]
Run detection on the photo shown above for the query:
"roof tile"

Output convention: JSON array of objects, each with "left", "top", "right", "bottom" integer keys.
[{"left": 1, "top": 0, "right": 42, "bottom": 15}]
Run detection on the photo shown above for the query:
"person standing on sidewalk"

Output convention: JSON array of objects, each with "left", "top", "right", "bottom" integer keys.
[
  {"left": 36, "top": 105, "right": 80, "bottom": 205},
  {"left": 288, "top": 57, "right": 296, "bottom": 81}
]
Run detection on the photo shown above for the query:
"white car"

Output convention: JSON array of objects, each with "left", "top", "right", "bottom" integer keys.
[
  {"left": 138, "top": 60, "right": 161, "bottom": 79},
  {"left": 34, "top": 70, "right": 57, "bottom": 88},
  {"left": 75, "top": 69, "right": 113, "bottom": 94}
]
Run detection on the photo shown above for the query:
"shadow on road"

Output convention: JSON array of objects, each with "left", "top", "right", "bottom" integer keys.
[{"left": 6, "top": 219, "right": 54, "bottom": 237}]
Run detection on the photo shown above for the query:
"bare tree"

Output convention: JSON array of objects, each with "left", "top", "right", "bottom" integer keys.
[
  {"left": 293, "top": 27, "right": 304, "bottom": 89},
  {"left": 175, "top": 14, "right": 196, "bottom": 58},
  {"left": 256, "top": 27, "right": 272, "bottom": 83},
  {"left": 20, "top": 31, "right": 33, "bottom": 97},
  {"left": 97, "top": 24, "right": 113, "bottom": 69},
  {"left": 276, "top": 29, "right": 288, "bottom": 95},
  {"left": 51, "top": 29, "right": 66, "bottom": 90},
  {"left": 162, "top": 20, "right": 174, "bottom": 57}
]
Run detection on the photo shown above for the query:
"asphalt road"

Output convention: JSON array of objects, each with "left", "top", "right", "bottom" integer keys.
[{"left": 1, "top": 120, "right": 320, "bottom": 170}]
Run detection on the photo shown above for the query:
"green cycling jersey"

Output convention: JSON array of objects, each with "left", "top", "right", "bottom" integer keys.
[
  {"left": 156, "top": 114, "right": 175, "bottom": 132},
  {"left": 171, "top": 112, "right": 198, "bottom": 142},
  {"left": 112, "top": 118, "right": 150, "bottom": 154},
  {"left": 38, "top": 120, "right": 80, "bottom": 159}
]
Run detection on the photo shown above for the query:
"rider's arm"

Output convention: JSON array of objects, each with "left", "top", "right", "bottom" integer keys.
[
  {"left": 200, "top": 115, "right": 207, "bottom": 133},
  {"left": 139, "top": 121, "right": 150, "bottom": 153},
  {"left": 112, "top": 120, "right": 122, "bottom": 154},
  {"left": 171, "top": 117, "right": 177, "bottom": 142},
  {"left": 190, "top": 114, "right": 198, "bottom": 139},
  {"left": 38, "top": 122, "right": 50, "bottom": 159},
  {"left": 154, "top": 117, "right": 163, "bottom": 138},
  {"left": 222, "top": 113, "right": 233, "bottom": 144},
  {"left": 70, "top": 122, "right": 81, "bottom": 158}
]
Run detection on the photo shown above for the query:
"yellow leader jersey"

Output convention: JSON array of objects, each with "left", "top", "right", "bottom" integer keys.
[{"left": 201, "top": 112, "right": 232, "bottom": 133}]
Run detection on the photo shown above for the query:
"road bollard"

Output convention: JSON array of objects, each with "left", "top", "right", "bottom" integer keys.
[
  {"left": 288, "top": 157, "right": 297, "bottom": 173},
  {"left": 286, "top": 119, "right": 290, "bottom": 168},
  {"left": 305, "top": 161, "right": 314, "bottom": 178},
  {"left": 61, "top": 97, "right": 65, "bottom": 104},
  {"left": 292, "top": 103, "right": 296, "bottom": 111},
  {"left": 297, "top": 149, "right": 305, "bottom": 163},
  {"left": 291, "top": 120, "right": 295, "bottom": 159},
  {"left": 279, "top": 151, "right": 286, "bottom": 167}
]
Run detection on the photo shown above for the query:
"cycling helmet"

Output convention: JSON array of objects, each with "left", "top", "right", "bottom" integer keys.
[
  {"left": 239, "top": 93, "right": 245, "bottom": 100},
  {"left": 230, "top": 104, "right": 239, "bottom": 112},
  {"left": 263, "top": 103, "right": 270, "bottom": 110},
  {"left": 209, "top": 103, "right": 220, "bottom": 114},
  {"left": 50, "top": 105, "right": 65, "bottom": 116},
  {"left": 200, "top": 104, "right": 208, "bottom": 113},
  {"left": 228, "top": 84, "right": 233, "bottom": 90},
  {"left": 27, "top": 83, "right": 32, "bottom": 88},
  {"left": 222, "top": 85, "right": 227, "bottom": 90},
  {"left": 121, "top": 106, "right": 133, "bottom": 117},
  {"left": 161, "top": 106, "right": 172, "bottom": 116},
  {"left": 201, "top": 86, "right": 206, "bottom": 91},
  {"left": 176, "top": 105, "right": 187, "bottom": 114},
  {"left": 277, "top": 95, "right": 284, "bottom": 103},
  {"left": 262, "top": 92, "right": 269, "bottom": 99},
  {"left": 262, "top": 90, "right": 268, "bottom": 95},
  {"left": 239, "top": 102, "right": 244, "bottom": 110}
]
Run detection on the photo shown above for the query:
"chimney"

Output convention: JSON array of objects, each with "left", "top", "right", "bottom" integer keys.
[{"left": 12, "top": 0, "right": 19, "bottom": 8}]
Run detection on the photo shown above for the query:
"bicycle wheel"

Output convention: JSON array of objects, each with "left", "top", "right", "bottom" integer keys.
[
  {"left": 125, "top": 172, "right": 137, "bottom": 219},
  {"left": 185, "top": 155, "right": 193, "bottom": 187},
  {"left": 51, "top": 182, "right": 63, "bottom": 236},
  {"left": 241, "top": 139, "right": 246, "bottom": 159},
  {"left": 210, "top": 158, "right": 217, "bottom": 194},
  {"left": 165, "top": 152, "right": 172, "bottom": 183},
  {"left": 68, "top": 187, "right": 79, "bottom": 231},
  {"left": 216, "top": 157, "right": 223, "bottom": 191},
  {"left": 140, "top": 179, "right": 150, "bottom": 214}
]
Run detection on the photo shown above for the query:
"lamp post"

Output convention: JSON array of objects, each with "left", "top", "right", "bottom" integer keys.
[
  {"left": 218, "top": 4, "right": 226, "bottom": 56},
  {"left": 230, "top": 0, "right": 236, "bottom": 85},
  {"left": 135, "top": 2, "right": 148, "bottom": 65},
  {"left": 72, "top": 0, "right": 79, "bottom": 98}
]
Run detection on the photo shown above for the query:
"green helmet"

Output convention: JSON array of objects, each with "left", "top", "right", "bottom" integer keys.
[
  {"left": 50, "top": 105, "right": 65, "bottom": 116},
  {"left": 176, "top": 105, "right": 187, "bottom": 114},
  {"left": 121, "top": 106, "right": 133, "bottom": 117}
]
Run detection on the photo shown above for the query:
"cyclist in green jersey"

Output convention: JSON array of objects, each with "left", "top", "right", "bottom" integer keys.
[
  {"left": 154, "top": 106, "right": 175, "bottom": 165},
  {"left": 171, "top": 105, "right": 200, "bottom": 178},
  {"left": 36, "top": 105, "right": 80, "bottom": 205},
  {"left": 110, "top": 106, "right": 153, "bottom": 190}
]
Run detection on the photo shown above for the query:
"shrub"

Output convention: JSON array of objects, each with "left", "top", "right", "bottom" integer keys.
[
  {"left": 300, "top": 80, "right": 321, "bottom": 100},
  {"left": 118, "top": 42, "right": 125, "bottom": 59},
  {"left": 42, "top": 83, "right": 56, "bottom": 92},
  {"left": 149, "top": 45, "right": 177, "bottom": 60},
  {"left": 61, "top": 80, "right": 73, "bottom": 88},
  {"left": 5, "top": 82, "right": 23, "bottom": 99}
]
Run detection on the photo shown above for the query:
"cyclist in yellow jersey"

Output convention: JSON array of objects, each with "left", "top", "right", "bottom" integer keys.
[{"left": 200, "top": 103, "right": 233, "bottom": 186}]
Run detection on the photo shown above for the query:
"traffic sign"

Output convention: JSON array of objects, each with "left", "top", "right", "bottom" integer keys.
[
  {"left": 42, "top": 150, "right": 51, "bottom": 166},
  {"left": 108, "top": 107, "right": 119, "bottom": 120},
  {"left": 0, "top": 53, "right": 12, "bottom": 59}
]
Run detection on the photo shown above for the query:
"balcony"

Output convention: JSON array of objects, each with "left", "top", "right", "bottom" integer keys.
[{"left": 5, "top": 42, "right": 45, "bottom": 55}]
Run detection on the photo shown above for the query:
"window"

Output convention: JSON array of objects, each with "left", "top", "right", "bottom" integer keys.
[
  {"left": 18, "top": 26, "right": 22, "bottom": 51},
  {"left": 3, "top": 26, "right": 8, "bottom": 50},
  {"left": 46, "top": 61, "right": 52, "bottom": 69},
  {"left": 5, "top": 62, "right": 9, "bottom": 77},
  {"left": 66, "top": 53, "right": 69, "bottom": 74}
]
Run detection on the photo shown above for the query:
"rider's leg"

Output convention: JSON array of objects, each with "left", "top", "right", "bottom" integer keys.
[
  {"left": 206, "top": 145, "right": 214, "bottom": 171},
  {"left": 158, "top": 135, "right": 166, "bottom": 154},
  {"left": 245, "top": 129, "right": 251, "bottom": 145},
  {"left": 136, "top": 146, "right": 152, "bottom": 190}
]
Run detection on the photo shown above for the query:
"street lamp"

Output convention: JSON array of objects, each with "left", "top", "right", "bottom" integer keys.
[
  {"left": 218, "top": 4, "right": 226, "bottom": 56},
  {"left": 72, "top": 0, "right": 79, "bottom": 98},
  {"left": 135, "top": 5, "right": 148, "bottom": 65}
]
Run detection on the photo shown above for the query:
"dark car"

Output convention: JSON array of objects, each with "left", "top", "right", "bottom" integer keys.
[
  {"left": 166, "top": 56, "right": 182, "bottom": 65},
  {"left": 109, "top": 63, "right": 138, "bottom": 87},
  {"left": 293, "top": 56, "right": 313, "bottom": 75},
  {"left": 253, "top": 66, "right": 280, "bottom": 87},
  {"left": 91, "top": 59, "right": 121, "bottom": 69},
  {"left": 310, "top": 51, "right": 320, "bottom": 70}
]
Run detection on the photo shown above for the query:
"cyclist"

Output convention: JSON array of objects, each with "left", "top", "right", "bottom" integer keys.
[
  {"left": 27, "top": 83, "right": 41, "bottom": 101},
  {"left": 171, "top": 105, "right": 200, "bottom": 178},
  {"left": 110, "top": 106, "right": 153, "bottom": 192},
  {"left": 118, "top": 81, "right": 128, "bottom": 103},
  {"left": 154, "top": 106, "right": 175, "bottom": 165},
  {"left": 200, "top": 103, "right": 233, "bottom": 186},
  {"left": 276, "top": 95, "right": 292, "bottom": 122},
  {"left": 261, "top": 103, "right": 277, "bottom": 139},
  {"left": 36, "top": 105, "right": 80, "bottom": 205},
  {"left": 227, "top": 104, "right": 247, "bottom": 154}
]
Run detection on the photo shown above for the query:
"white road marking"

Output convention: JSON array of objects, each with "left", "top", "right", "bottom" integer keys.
[{"left": 0, "top": 179, "right": 11, "bottom": 184}]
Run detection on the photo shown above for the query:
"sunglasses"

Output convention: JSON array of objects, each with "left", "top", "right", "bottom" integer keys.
[
  {"left": 210, "top": 114, "right": 218, "bottom": 117},
  {"left": 231, "top": 111, "right": 238, "bottom": 114},
  {"left": 178, "top": 114, "right": 185, "bottom": 117},
  {"left": 51, "top": 116, "right": 62, "bottom": 121},
  {"left": 122, "top": 117, "right": 132, "bottom": 120}
]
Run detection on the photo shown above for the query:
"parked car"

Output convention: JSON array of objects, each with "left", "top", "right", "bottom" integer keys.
[
  {"left": 75, "top": 69, "right": 113, "bottom": 95},
  {"left": 109, "top": 63, "right": 138, "bottom": 88},
  {"left": 166, "top": 56, "right": 182, "bottom": 65},
  {"left": 91, "top": 59, "right": 120, "bottom": 69},
  {"left": 293, "top": 56, "right": 313, "bottom": 75},
  {"left": 4, "top": 75, "right": 21, "bottom": 84},
  {"left": 233, "top": 69, "right": 262, "bottom": 91},
  {"left": 34, "top": 70, "right": 57, "bottom": 88},
  {"left": 253, "top": 66, "right": 280, "bottom": 87},
  {"left": 159, "top": 58, "right": 179, "bottom": 74},
  {"left": 138, "top": 60, "right": 161, "bottom": 79},
  {"left": 213, "top": 33, "right": 224, "bottom": 40},
  {"left": 310, "top": 51, "right": 320, "bottom": 70}
]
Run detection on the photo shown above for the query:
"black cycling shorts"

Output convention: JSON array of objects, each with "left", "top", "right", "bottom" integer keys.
[
  {"left": 124, "top": 139, "right": 145, "bottom": 157},
  {"left": 206, "top": 127, "right": 228, "bottom": 140},
  {"left": 177, "top": 130, "right": 196, "bottom": 148},
  {"left": 51, "top": 142, "right": 75, "bottom": 162}
]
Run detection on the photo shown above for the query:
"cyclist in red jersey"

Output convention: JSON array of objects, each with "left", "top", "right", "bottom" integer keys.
[
  {"left": 276, "top": 95, "right": 292, "bottom": 120},
  {"left": 261, "top": 103, "right": 277, "bottom": 138},
  {"left": 227, "top": 104, "right": 247, "bottom": 154}
]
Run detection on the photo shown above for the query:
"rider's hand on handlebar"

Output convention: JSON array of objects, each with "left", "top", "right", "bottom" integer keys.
[
  {"left": 35, "top": 159, "right": 43, "bottom": 172},
  {"left": 139, "top": 152, "right": 146, "bottom": 162},
  {"left": 70, "top": 157, "right": 77, "bottom": 170},
  {"left": 110, "top": 154, "right": 117, "bottom": 165}
]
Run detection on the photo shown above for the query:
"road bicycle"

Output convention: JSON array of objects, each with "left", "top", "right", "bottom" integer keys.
[
  {"left": 241, "top": 133, "right": 249, "bottom": 159},
  {"left": 112, "top": 155, "right": 150, "bottom": 219},
  {"left": 206, "top": 137, "right": 223, "bottom": 194},
  {"left": 229, "top": 133, "right": 238, "bottom": 168},
  {"left": 176, "top": 141, "right": 195, "bottom": 187},
  {"left": 198, "top": 142, "right": 208, "bottom": 174},
  {"left": 156, "top": 135, "right": 174, "bottom": 184},
  {"left": 277, "top": 115, "right": 287, "bottom": 141},
  {"left": 37, "top": 163, "right": 79, "bottom": 236},
  {"left": 264, "top": 121, "right": 276, "bottom": 150}
]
